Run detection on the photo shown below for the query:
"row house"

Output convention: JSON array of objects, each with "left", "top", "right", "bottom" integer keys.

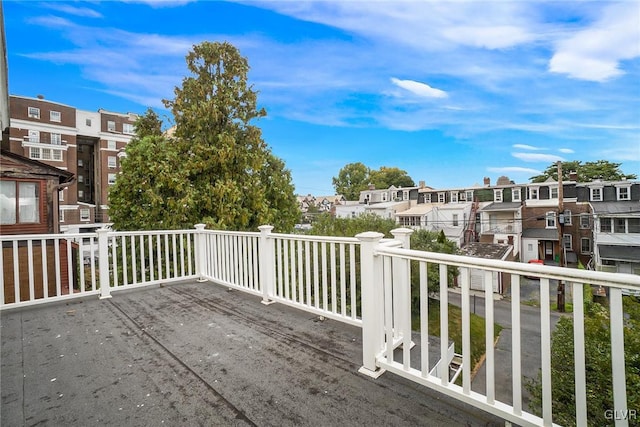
[{"left": 4, "top": 95, "right": 137, "bottom": 233}]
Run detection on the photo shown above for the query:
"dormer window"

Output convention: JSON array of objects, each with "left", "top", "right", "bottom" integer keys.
[
  {"left": 494, "top": 189, "right": 503, "bottom": 202},
  {"left": 528, "top": 187, "right": 539, "bottom": 200},
  {"left": 550, "top": 187, "right": 558, "bottom": 199},
  {"left": 451, "top": 192, "right": 458, "bottom": 203},
  {"left": 438, "top": 192, "right": 445, "bottom": 203},
  {"left": 617, "top": 185, "right": 631, "bottom": 201},
  {"left": 512, "top": 188, "right": 521, "bottom": 202},
  {"left": 590, "top": 187, "right": 603, "bottom": 202}
]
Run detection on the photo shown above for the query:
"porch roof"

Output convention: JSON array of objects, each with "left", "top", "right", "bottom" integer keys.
[
  {"left": 521, "top": 228, "right": 559, "bottom": 240},
  {"left": 599, "top": 244, "right": 640, "bottom": 262},
  {"left": 1, "top": 282, "right": 502, "bottom": 427}
]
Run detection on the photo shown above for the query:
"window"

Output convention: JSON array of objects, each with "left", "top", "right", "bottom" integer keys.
[
  {"left": 452, "top": 214, "right": 459, "bottom": 227},
  {"left": 629, "top": 218, "right": 640, "bottom": 233},
  {"left": 580, "top": 213, "right": 590, "bottom": 229},
  {"left": 438, "top": 193, "right": 445, "bottom": 203},
  {"left": 50, "top": 133, "right": 62, "bottom": 145},
  {"left": 561, "top": 209, "right": 572, "bottom": 226},
  {"left": 52, "top": 150, "right": 62, "bottom": 161},
  {"left": 28, "top": 130, "right": 39, "bottom": 142},
  {"left": 42, "top": 149, "right": 52, "bottom": 160},
  {"left": 381, "top": 192, "right": 388, "bottom": 202},
  {"left": 551, "top": 187, "right": 558, "bottom": 199},
  {"left": 423, "top": 193, "right": 431, "bottom": 203},
  {"left": 590, "top": 187, "right": 602, "bottom": 201},
  {"left": 403, "top": 190, "right": 409, "bottom": 201},
  {"left": 59, "top": 208, "right": 65, "bottom": 223},
  {"left": 546, "top": 211, "right": 556, "bottom": 228},
  {"left": 529, "top": 187, "right": 539, "bottom": 200},
  {"left": 78, "top": 159, "right": 83, "bottom": 167},
  {"left": 451, "top": 192, "right": 458, "bottom": 203},
  {"left": 617, "top": 186, "right": 631, "bottom": 201},
  {"left": 466, "top": 191, "right": 474, "bottom": 202},
  {"left": 107, "top": 140, "right": 117, "bottom": 150},
  {"left": 108, "top": 156, "right": 117, "bottom": 169},
  {"left": 123, "top": 123, "right": 135, "bottom": 134},
  {"left": 78, "top": 175, "right": 84, "bottom": 183},
  {"left": 50, "top": 111, "right": 61, "bottom": 122},
  {"left": 614, "top": 218, "right": 626, "bottom": 233},
  {"left": 28, "top": 147, "right": 63, "bottom": 162},
  {"left": 563, "top": 234, "right": 572, "bottom": 250},
  {"left": 581, "top": 238, "right": 591, "bottom": 254},
  {"left": 30, "top": 147, "right": 40, "bottom": 159},
  {"left": 28, "top": 107, "right": 40, "bottom": 119},
  {"left": 78, "top": 190, "right": 84, "bottom": 199},
  {"left": 512, "top": 188, "right": 520, "bottom": 202},
  {"left": 86, "top": 118, "right": 92, "bottom": 127},
  {"left": 107, "top": 121, "right": 116, "bottom": 132},
  {"left": 0, "top": 181, "right": 40, "bottom": 224},
  {"left": 80, "top": 208, "right": 90, "bottom": 221},
  {"left": 494, "top": 190, "right": 502, "bottom": 202},
  {"left": 108, "top": 174, "right": 117, "bottom": 185},
  {"left": 601, "top": 218, "right": 612, "bottom": 233}
]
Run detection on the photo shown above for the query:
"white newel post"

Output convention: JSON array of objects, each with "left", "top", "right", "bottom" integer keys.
[
  {"left": 390, "top": 228, "right": 414, "bottom": 353},
  {"left": 97, "top": 227, "right": 111, "bottom": 299},
  {"left": 194, "top": 224, "right": 207, "bottom": 282},
  {"left": 258, "top": 225, "right": 275, "bottom": 305},
  {"left": 356, "top": 231, "right": 385, "bottom": 378}
]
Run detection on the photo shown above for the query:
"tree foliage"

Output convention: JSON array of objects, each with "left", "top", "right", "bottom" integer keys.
[
  {"left": 332, "top": 163, "right": 415, "bottom": 200},
  {"left": 526, "top": 297, "right": 640, "bottom": 426},
  {"left": 109, "top": 41, "right": 298, "bottom": 232},
  {"left": 530, "top": 160, "right": 637, "bottom": 183}
]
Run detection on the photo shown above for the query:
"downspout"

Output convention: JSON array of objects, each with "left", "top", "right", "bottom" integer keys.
[{"left": 53, "top": 179, "right": 75, "bottom": 234}]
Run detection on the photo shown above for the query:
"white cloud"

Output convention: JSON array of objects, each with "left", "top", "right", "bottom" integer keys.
[
  {"left": 442, "top": 25, "right": 534, "bottom": 49},
  {"left": 512, "top": 152, "right": 565, "bottom": 163},
  {"left": 390, "top": 78, "right": 448, "bottom": 99},
  {"left": 42, "top": 4, "right": 103, "bottom": 18},
  {"left": 549, "top": 2, "right": 640, "bottom": 81},
  {"left": 512, "top": 144, "right": 544, "bottom": 151},
  {"left": 487, "top": 166, "right": 541, "bottom": 174},
  {"left": 558, "top": 148, "right": 574, "bottom": 154}
]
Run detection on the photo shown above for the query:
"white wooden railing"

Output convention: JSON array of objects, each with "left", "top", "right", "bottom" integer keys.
[{"left": 1, "top": 225, "right": 639, "bottom": 427}]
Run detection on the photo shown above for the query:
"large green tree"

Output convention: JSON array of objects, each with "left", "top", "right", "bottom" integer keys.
[
  {"left": 530, "top": 160, "right": 637, "bottom": 183},
  {"left": 332, "top": 163, "right": 415, "bottom": 200},
  {"left": 109, "top": 41, "right": 298, "bottom": 232}
]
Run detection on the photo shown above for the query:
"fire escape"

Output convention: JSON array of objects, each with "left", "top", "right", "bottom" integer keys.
[{"left": 463, "top": 198, "right": 479, "bottom": 247}]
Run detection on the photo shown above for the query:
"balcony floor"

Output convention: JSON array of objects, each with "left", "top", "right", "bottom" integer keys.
[{"left": 2, "top": 282, "right": 502, "bottom": 426}]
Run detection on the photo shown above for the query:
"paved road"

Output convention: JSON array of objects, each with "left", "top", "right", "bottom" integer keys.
[{"left": 445, "top": 278, "right": 566, "bottom": 411}]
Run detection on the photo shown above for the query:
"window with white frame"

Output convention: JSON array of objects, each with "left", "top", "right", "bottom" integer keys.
[
  {"left": 0, "top": 180, "right": 40, "bottom": 224},
  {"left": 28, "top": 107, "right": 40, "bottom": 119},
  {"left": 529, "top": 187, "right": 539, "bottom": 200},
  {"left": 581, "top": 238, "right": 591, "bottom": 254},
  {"left": 382, "top": 192, "right": 387, "bottom": 202},
  {"left": 590, "top": 187, "right": 602, "bottom": 201},
  {"left": 50, "top": 133, "right": 62, "bottom": 145},
  {"left": 459, "top": 192, "right": 466, "bottom": 201},
  {"left": 108, "top": 156, "right": 117, "bottom": 169},
  {"left": 600, "top": 217, "right": 612, "bottom": 232},
  {"left": 107, "top": 121, "right": 116, "bottom": 132},
  {"left": 29, "top": 147, "right": 40, "bottom": 159},
  {"left": 452, "top": 214, "right": 459, "bottom": 227},
  {"left": 123, "top": 123, "right": 135, "bottom": 134},
  {"left": 78, "top": 159, "right": 83, "bottom": 167},
  {"left": 512, "top": 188, "right": 520, "bottom": 202},
  {"left": 546, "top": 211, "right": 556, "bottom": 228},
  {"left": 108, "top": 174, "right": 117, "bottom": 185},
  {"left": 80, "top": 208, "right": 90, "bottom": 221},
  {"left": 59, "top": 208, "right": 65, "bottom": 223},
  {"left": 614, "top": 218, "right": 626, "bottom": 233},
  {"left": 78, "top": 175, "right": 84, "bottom": 183},
  {"left": 403, "top": 190, "right": 409, "bottom": 201},
  {"left": 580, "top": 213, "right": 590, "bottom": 229},
  {"left": 78, "top": 190, "right": 84, "bottom": 199},
  {"left": 107, "top": 140, "right": 117, "bottom": 150},
  {"left": 438, "top": 193, "right": 445, "bottom": 203},
  {"left": 52, "top": 150, "right": 62, "bottom": 161},
  {"left": 50, "top": 111, "right": 61, "bottom": 122},
  {"left": 466, "top": 190, "right": 473, "bottom": 202},
  {"left": 423, "top": 193, "right": 431, "bottom": 203},
  {"left": 617, "top": 186, "right": 631, "bottom": 201},
  {"left": 563, "top": 234, "right": 572, "bottom": 249},
  {"left": 451, "top": 192, "right": 458, "bottom": 203},
  {"left": 28, "top": 130, "right": 39, "bottom": 142},
  {"left": 494, "top": 189, "right": 502, "bottom": 202},
  {"left": 41, "top": 148, "right": 52, "bottom": 160},
  {"left": 29, "top": 146, "right": 62, "bottom": 161},
  {"left": 551, "top": 187, "right": 558, "bottom": 199}
]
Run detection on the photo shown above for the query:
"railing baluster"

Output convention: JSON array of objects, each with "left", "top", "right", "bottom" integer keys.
[
  {"left": 12, "top": 240, "right": 20, "bottom": 302},
  {"left": 289, "top": 240, "right": 296, "bottom": 302},
  {"left": 313, "top": 241, "right": 320, "bottom": 309},
  {"left": 276, "top": 238, "right": 283, "bottom": 297},
  {"left": 148, "top": 234, "right": 155, "bottom": 282},
  {"left": 284, "top": 239, "right": 290, "bottom": 300},
  {"left": 0, "top": 244, "right": 4, "bottom": 304},
  {"left": 131, "top": 235, "right": 138, "bottom": 285},
  {"left": 110, "top": 236, "right": 117, "bottom": 288},
  {"left": 242, "top": 235, "right": 249, "bottom": 288},
  {"left": 297, "top": 240, "right": 304, "bottom": 304},
  {"left": 572, "top": 281, "right": 587, "bottom": 426},
  {"left": 164, "top": 234, "right": 170, "bottom": 280},
  {"left": 439, "top": 264, "right": 449, "bottom": 385},
  {"left": 461, "top": 267, "right": 470, "bottom": 394},
  {"left": 121, "top": 235, "right": 128, "bottom": 286},
  {"left": 89, "top": 237, "right": 96, "bottom": 292},
  {"left": 305, "top": 240, "right": 312, "bottom": 306},
  {"left": 65, "top": 238, "right": 73, "bottom": 294},
  {"left": 511, "top": 274, "right": 522, "bottom": 416},
  {"left": 40, "top": 239, "right": 48, "bottom": 299},
  {"left": 540, "top": 278, "right": 552, "bottom": 426},
  {"left": 187, "top": 232, "right": 193, "bottom": 277},
  {"left": 140, "top": 235, "right": 146, "bottom": 283},
  {"left": 420, "top": 261, "right": 429, "bottom": 378},
  {"left": 349, "top": 244, "right": 357, "bottom": 320},
  {"left": 54, "top": 238, "right": 61, "bottom": 297},
  {"left": 27, "top": 240, "right": 35, "bottom": 301},
  {"left": 172, "top": 233, "right": 178, "bottom": 279},
  {"left": 156, "top": 233, "right": 162, "bottom": 281},
  {"left": 339, "top": 243, "right": 346, "bottom": 317},
  {"left": 322, "top": 241, "right": 328, "bottom": 312},
  {"left": 384, "top": 255, "right": 394, "bottom": 363},
  {"left": 330, "top": 243, "right": 337, "bottom": 313},
  {"left": 484, "top": 270, "right": 495, "bottom": 405},
  {"left": 179, "top": 233, "right": 185, "bottom": 278},
  {"left": 610, "top": 287, "right": 628, "bottom": 427}
]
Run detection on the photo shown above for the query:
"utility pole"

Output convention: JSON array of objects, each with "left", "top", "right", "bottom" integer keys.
[{"left": 557, "top": 161, "right": 565, "bottom": 312}]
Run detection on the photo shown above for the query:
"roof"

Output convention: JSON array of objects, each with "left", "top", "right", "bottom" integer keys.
[
  {"left": 480, "top": 202, "right": 521, "bottom": 212},
  {"left": 599, "top": 245, "right": 640, "bottom": 262},
  {"left": 364, "top": 200, "right": 407, "bottom": 209},
  {"left": 521, "top": 228, "right": 559, "bottom": 240},
  {"left": 1, "top": 282, "right": 502, "bottom": 426},
  {"left": 460, "top": 242, "right": 512, "bottom": 260},
  {"left": 395, "top": 203, "right": 438, "bottom": 216},
  {"left": 1, "top": 149, "right": 74, "bottom": 183},
  {"left": 591, "top": 201, "right": 640, "bottom": 215}
]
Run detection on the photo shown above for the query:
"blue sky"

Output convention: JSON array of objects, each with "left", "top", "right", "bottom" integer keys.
[{"left": 4, "top": 1, "right": 639, "bottom": 195}]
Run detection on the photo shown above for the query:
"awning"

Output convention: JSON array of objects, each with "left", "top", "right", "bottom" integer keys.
[
  {"left": 598, "top": 245, "right": 640, "bottom": 262},
  {"left": 521, "top": 228, "right": 559, "bottom": 240}
]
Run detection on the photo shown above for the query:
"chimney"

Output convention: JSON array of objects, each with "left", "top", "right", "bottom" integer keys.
[
  {"left": 569, "top": 171, "right": 578, "bottom": 182},
  {"left": 419, "top": 180, "right": 425, "bottom": 189},
  {"left": 368, "top": 183, "right": 375, "bottom": 190},
  {"left": 37, "top": 94, "right": 44, "bottom": 99},
  {"left": 483, "top": 177, "right": 490, "bottom": 187}
]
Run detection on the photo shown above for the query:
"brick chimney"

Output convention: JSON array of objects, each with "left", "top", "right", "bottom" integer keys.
[
  {"left": 483, "top": 177, "right": 490, "bottom": 187},
  {"left": 368, "top": 183, "right": 375, "bottom": 190},
  {"left": 419, "top": 180, "right": 425, "bottom": 189},
  {"left": 569, "top": 171, "right": 578, "bottom": 182}
]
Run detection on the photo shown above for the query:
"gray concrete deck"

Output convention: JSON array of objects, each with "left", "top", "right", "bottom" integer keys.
[{"left": 2, "top": 282, "right": 503, "bottom": 426}]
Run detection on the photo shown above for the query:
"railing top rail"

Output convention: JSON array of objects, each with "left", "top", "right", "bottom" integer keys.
[
  {"left": 272, "top": 232, "right": 361, "bottom": 244},
  {"left": 376, "top": 245, "right": 640, "bottom": 290},
  {"left": 201, "top": 229, "right": 260, "bottom": 237},
  {"left": 0, "top": 232, "right": 98, "bottom": 241},
  {"left": 109, "top": 229, "right": 197, "bottom": 237}
]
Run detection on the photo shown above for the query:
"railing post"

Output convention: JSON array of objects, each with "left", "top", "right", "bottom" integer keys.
[
  {"left": 258, "top": 225, "right": 275, "bottom": 305},
  {"left": 390, "top": 228, "right": 414, "bottom": 353},
  {"left": 356, "top": 231, "right": 385, "bottom": 378},
  {"left": 97, "top": 227, "right": 111, "bottom": 299},
  {"left": 194, "top": 224, "right": 208, "bottom": 282}
]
